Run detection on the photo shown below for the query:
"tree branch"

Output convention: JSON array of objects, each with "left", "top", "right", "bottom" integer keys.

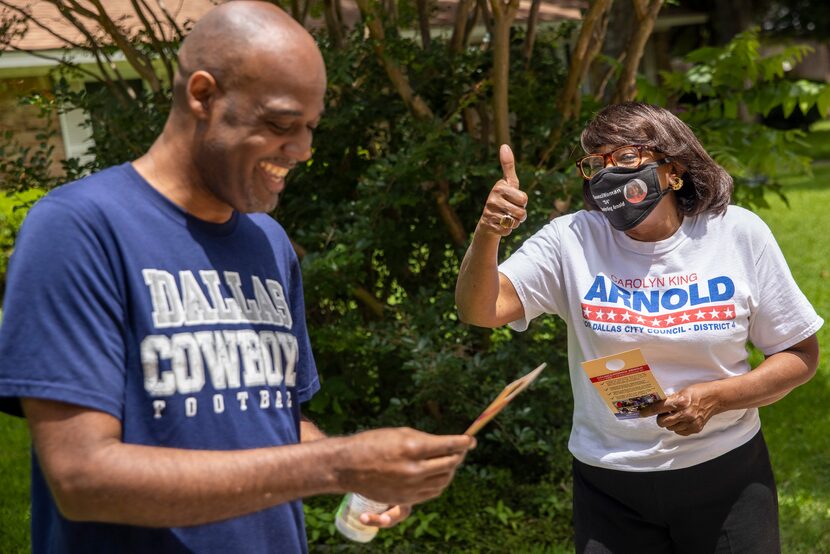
[
  {"left": 352, "top": 0, "right": 469, "bottom": 265},
  {"left": 68, "top": 0, "right": 163, "bottom": 92},
  {"left": 432, "top": 179, "right": 467, "bottom": 247},
  {"left": 133, "top": 0, "right": 165, "bottom": 41},
  {"left": 132, "top": 0, "right": 176, "bottom": 84},
  {"left": 476, "top": 0, "right": 493, "bottom": 36},
  {"left": 354, "top": 0, "right": 434, "bottom": 121},
  {"left": 156, "top": 0, "right": 186, "bottom": 40},
  {"left": 351, "top": 286, "right": 386, "bottom": 318},
  {"left": 0, "top": 1, "right": 86, "bottom": 50},
  {"left": 289, "top": 239, "right": 385, "bottom": 318},
  {"left": 42, "top": 2, "right": 135, "bottom": 103}
]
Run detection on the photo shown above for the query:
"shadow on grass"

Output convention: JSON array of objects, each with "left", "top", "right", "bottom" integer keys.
[{"left": 763, "top": 372, "right": 830, "bottom": 553}]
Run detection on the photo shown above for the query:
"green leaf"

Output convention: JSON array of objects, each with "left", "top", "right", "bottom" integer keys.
[
  {"left": 723, "top": 98, "right": 738, "bottom": 120},
  {"left": 782, "top": 95, "right": 797, "bottom": 119},
  {"left": 818, "top": 88, "right": 830, "bottom": 119}
]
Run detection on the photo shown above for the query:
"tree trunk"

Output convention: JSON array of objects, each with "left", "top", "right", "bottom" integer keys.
[
  {"left": 489, "top": 0, "right": 519, "bottom": 148},
  {"left": 522, "top": 0, "right": 542, "bottom": 67},
  {"left": 539, "top": 0, "right": 614, "bottom": 165},
  {"left": 323, "top": 0, "right": 344, "bottom": 48},
  {"left": 610, "top": 0, "right": 663, "bottom": 103},
  {"left": 450, "top": 0, "right": 475, "bottom": 54},
  {"left": 416, "top": 0, "right": 432, "bottom": 49}
]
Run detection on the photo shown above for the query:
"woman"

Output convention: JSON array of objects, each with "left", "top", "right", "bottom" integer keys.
[{"left": 455, "top": 102, "right": 822, "bottom": 553}]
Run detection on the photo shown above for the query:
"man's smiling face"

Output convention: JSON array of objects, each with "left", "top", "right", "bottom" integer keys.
[{"left": 191, "top": 46, "right": 326, "bottom": 215}]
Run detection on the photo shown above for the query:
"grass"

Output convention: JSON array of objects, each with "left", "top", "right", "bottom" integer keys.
[
  {"left": 756, "top": 161, "right": 830, "bottom": 553},
  {"left": 0, "top": 412, "right": 30, "bottom": 553},
  {"left": 1, "top": 146, "right": 829, "bottom": 553}
]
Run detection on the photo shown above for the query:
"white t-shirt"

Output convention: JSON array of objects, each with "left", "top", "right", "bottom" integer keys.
[{"left": 499, "top": 205, "right": 823, "bottom": 471}]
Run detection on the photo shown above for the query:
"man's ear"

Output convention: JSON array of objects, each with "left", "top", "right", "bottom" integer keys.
[{"left": 187, "top": 70, "right": 217, "bottom": 119}]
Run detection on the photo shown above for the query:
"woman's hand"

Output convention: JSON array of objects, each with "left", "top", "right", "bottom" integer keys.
[
  {"left": 478, "top": 144, "right": 528, "bottom": 237},
  {"left": 639, "top": 382, "right": 720, "bottom": 436},
  {"left": 359, "top": 504, "right": 412, "bottom": 528},
  {"left": 639, "top": 334, "right": 819, "bottom": 437}
]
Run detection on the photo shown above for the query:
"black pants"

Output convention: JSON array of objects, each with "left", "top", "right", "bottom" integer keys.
[{"left": 573, "top": 431, "right": 780, "bottom": 554}]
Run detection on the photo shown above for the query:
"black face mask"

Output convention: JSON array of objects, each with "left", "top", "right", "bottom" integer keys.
[{"left": 587, "top": 158, "right": 673, "bottom": 231}]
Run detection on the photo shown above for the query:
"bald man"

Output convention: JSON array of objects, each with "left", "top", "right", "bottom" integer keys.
[{"left": 0, "top": 2, "right": 473, "bottom": 552}]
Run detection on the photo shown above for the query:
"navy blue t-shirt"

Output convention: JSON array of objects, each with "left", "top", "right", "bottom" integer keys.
[{"left": 0, "top": 164, "right": 320, "bottom": 553}]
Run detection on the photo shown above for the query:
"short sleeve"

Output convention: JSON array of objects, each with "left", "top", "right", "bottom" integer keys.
[
  {"left": 498, "top": 220, "right": 567, "bottom": 331},
  {"left": 748, "top": 230, "right": 823, "bottom": 355},
  {"left": 286, "top": 249, "right": 319, "bottom": 404},
  {"left": 0, "top": 196, "right": 127, "bottom": 418}
]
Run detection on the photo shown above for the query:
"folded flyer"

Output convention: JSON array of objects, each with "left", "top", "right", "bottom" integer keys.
[
  {"left": 581, "top": 349, "right": 665, "bottom": 420},
  {"left": 464, "top": 362, "right": 547, "bottom": 436}
]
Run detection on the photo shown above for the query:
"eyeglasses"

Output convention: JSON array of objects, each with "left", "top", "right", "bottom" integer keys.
[{"left": 576, "top": 145, "right": 656, "bottom": 180}]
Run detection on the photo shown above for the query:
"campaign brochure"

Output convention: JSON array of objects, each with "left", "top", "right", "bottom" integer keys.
[
  {"left": 581, "top": 349, "right": 665, "bottom": 420},
  {"left": 464, "top": 362, "right": 547, "bottom": 436}
]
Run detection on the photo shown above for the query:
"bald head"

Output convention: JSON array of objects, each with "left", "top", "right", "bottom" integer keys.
[{"left": 173, "top": 1, "right": 324, "bottom": 108}]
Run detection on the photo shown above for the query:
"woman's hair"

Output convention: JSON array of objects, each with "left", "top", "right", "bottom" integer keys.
[{"left": 580, "top": 102, "right": 732, "bottom": 216}]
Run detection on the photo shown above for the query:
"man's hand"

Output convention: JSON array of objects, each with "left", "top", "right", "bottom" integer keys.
[
  {"left": 359, "top": 504, "right": 412, "bottom": 528},
  {"left": 478, "top": 144, "right": 528, "bottom": 237},
  {"left": 337, "top": 427, "right": 474, "bottom": 506},
  {"left": 639, "top": 382, "right": 720, "bottom": 436}
]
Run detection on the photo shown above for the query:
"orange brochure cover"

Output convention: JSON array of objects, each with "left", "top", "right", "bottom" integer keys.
[
  {"left": 580, "top": 349, "right": 665, "bottom": 420},
  {"left": 464, "top": 362, "right": 547, "bottom": 436}
]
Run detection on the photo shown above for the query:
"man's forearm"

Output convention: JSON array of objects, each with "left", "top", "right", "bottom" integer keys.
[
  {"left": 24, "top": 399, "right": 473, "bottom": 528},
  {"left": 34, "top": 408, "right": 349, "bottom": 526}
]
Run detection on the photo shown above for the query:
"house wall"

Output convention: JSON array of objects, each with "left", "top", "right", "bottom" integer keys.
[
  {"left": 0, "top": 76, "right": 67, "bottom": 184},
  {"left": 793, "top": 41, "right": 830, "bottom": 83}
]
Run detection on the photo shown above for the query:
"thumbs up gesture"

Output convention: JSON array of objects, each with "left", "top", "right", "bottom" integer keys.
[{"left": 478, "top": 144, "right": 528, "bottom": 236}]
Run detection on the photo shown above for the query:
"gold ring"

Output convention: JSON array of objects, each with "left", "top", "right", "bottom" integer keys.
[{"left": 499, "top": 214, "right": 515, "bottom": 229}]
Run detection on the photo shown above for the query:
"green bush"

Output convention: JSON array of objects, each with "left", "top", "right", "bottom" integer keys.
[
  {"left": 0, "top": 187, "right": 46, "bottom": 303},
  {"left": 637, "top": 27, "right": 830, "bottom": 209}
]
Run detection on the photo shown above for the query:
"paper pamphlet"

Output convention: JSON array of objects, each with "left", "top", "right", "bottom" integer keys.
[
  {"left": 580, "top": 349, "right": 665, "bottom": 420},
  {"left": 464, "top": 362, "right": 547, "bottom": 436}
]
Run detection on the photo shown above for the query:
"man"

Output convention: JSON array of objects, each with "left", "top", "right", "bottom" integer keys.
[{"left": 0, "top": 2, "right": 474, "bottom": 552}]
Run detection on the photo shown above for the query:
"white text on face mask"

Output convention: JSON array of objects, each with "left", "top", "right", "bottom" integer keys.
[{"left": 600, "top": 201, "right": 625, "bottom": 212}]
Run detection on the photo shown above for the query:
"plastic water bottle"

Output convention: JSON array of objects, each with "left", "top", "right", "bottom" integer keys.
[{"left": 334, "top": 493, "right": 389, "bottom": 543}]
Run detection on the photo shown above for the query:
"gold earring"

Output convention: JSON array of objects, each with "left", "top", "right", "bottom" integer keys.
[{"left": 669, "top": 175, "right": 683, "bottom": 191}]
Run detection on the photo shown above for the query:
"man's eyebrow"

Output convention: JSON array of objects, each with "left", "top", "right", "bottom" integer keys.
[
  {"left": 261, "top": 108, "right": 303, "bottom": 118},
  {"left": 260, "top": 108, "right": 326, "bottom": 119}
]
